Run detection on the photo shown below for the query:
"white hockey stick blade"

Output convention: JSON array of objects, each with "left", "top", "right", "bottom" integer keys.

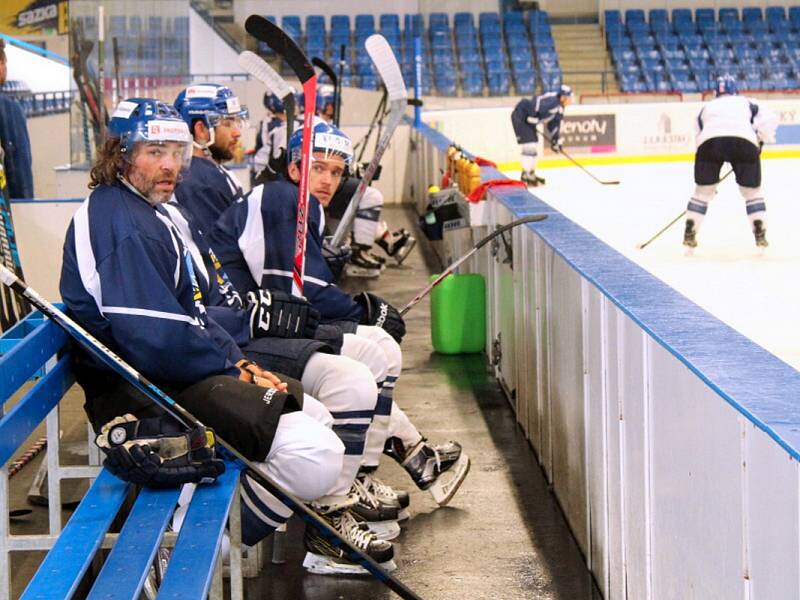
[
  {"left": 365, "top": 35, "right": 407, "bottom": 102},
  {"left": 238, "top": 50, "right": 294, "bottom": 99}
]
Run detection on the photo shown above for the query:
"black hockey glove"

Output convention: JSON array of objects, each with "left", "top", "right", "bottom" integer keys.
[
  {"left": 550, "top": 136, "right": 563, "bottom": 153},
  {"left": 322, "top": 236, "right": 352, "bottom": 282},
  {"left": 353, "top": 291, "right": 406, "bottom": 343},
  {"left": 247, "top": 289, "right": 320, "bottom": 339},
  {"left": 95, "top": 415, "right": 225, "bottom": 489}
]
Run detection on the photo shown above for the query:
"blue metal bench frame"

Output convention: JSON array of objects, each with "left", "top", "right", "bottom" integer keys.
[{"left": 0, "top": 312, "right": 254, "bottom": 600}]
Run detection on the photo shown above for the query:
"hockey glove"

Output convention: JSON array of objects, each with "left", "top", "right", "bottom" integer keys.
[
  {"left": 353, "top": 291, "right": 406, "bottom": 343},
  {"left": 246, "top": 289, "right": 320, "bottom": 339},
  {"left": 95, "top": 415, "right": 225, "bottom": 488},
  {"left": 550, "top": 137, "right": 563, "bottom": 153},
  {"left": 322, "top": 236, "right": 352, "bottom": 282}
]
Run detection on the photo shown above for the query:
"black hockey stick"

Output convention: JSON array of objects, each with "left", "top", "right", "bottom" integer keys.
[
  {"left": 538, "top": 129, "right": 620, "bottom": 186},
  {"left": 312, "top": 56, "right": 338, "bottom": 126},
  {"left": 0, "top": 264, "right": 423, "bottom": 600},
  {"left": 334, "top": 44, "right": 346, "bottom": 126},
  {"left": 353, "top": 88, "right": 387, "bottom": 165},
  {"left": 400, "top": 215, "right": 548, "bottom": 316},
  {"left": 635, "top": 168, "right": 734, "bottom": 250},
  {"left": 245, "top": 15, "right": 318, "bottom": 297},
  {"left": 112, "top": 37, "right": 122, "bottom": 105}
]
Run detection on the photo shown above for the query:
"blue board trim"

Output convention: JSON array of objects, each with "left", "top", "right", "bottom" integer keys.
[{"left": 415, "top": 122, "right": 800, "bottom": 462}]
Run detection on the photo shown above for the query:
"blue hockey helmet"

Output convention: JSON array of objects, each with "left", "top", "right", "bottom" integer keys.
[
  {"left": 558, "top": 84, "right": 574, "bottom": 97},
  {"left": 108, "top": 98, "right": 193, "bottom": 170},
  {"left": 715, "top": 74, "right": 738, "bottom": 97},
  {"left": 174, "top": 83, "right": 249, "bottom": 132},
  {"left": 287, "top": 117, "right": 353, "bottom": 166},
  {"left": 263, "top": 92, "right": 285, "bottom": 115},
  {"left": 318, "top": 90, "right": 335, "bottom": 114}
]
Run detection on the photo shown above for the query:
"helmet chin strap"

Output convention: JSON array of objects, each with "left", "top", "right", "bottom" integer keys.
[{"left": 193, "top": 125, "right": 216, "bottom": 157}]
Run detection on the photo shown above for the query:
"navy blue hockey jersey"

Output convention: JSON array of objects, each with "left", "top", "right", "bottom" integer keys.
[
  {"left": 60, "top": 181, "right": 244, "bottom": 388},
  {"left": 511, "top": 92, "right": 564, "bottom": 144},
  {"left": 175, "top": 155, "right": 244, "bottom": 233},
  {"left": 207, "top": 180, "right": 363, "bottom": 323}
]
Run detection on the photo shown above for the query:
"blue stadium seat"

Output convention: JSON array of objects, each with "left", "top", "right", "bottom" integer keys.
[
  {"left": 719, "top": 8, "right": 738, "bottom": 22},
  {"left": 605, "top": 10, "right": 622, "bottom": 25},
  {"left": 461, "top": 72, "right": 484, "bottom": 95},
  {"left": 742, "top": 7, "right": 763, "bottom": 22},
  {"left": 625, "top": 9, "right": 646, "bottom": 23},
  {"left": 514, "top": 70, "right": 536, "bottom": 94}
]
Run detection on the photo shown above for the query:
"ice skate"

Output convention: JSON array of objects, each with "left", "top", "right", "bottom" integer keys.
[
  {"left": 303, "top": 495, "right": 395, "bottom": 575},
  {"left": 350, "top": 475, "right": 401, "bottom": 540},
  {"left": 683, "top": 219, "right": 698, "bottom": 255},
  {"left": 521, "top": 170, "right": 545, "bottom": 187},
  {"left": 385, "top": 437, "right": 470, "bottom": 506},
  {"left": 358, "top": 469, "right": 410, "bottom": 522},
  {"left": 345, "top": 245, "right": 383, "bottom": 278},
  {"left": 753, "top": 219, "right": 768, "bottom": 254},
  {"left": 376, "top": 228, "right": 416, "bottom": 265}
]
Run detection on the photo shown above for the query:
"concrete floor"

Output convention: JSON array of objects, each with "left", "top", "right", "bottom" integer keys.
[{"left": 6, "top": 206, "right": 601, "bottom": 600}]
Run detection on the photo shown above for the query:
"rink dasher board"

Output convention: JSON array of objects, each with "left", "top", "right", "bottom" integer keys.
[{"left": 410, "top": 117, "right": 800, "bottom": 600}]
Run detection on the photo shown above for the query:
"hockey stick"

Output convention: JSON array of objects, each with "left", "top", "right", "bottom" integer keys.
[
  {"left": 238, "top": 50, "right": 297, "bottom": 145},
  {"left": 353, "top": 87, "right": 388, "bottom": 165},
  {"left": 330, "top": 34, "right": 407, "bottom": 247},
  {"left": 538, "top": 129, "right": 620, "bottom": 186},
  {"left": 400, "top": 215, "right": 547, "bottom": 316},
  {"left": 0, "top": 264, "right": 423, "bottom": 600},
  {"left": 334, "top": 44, "right": 346, "bottom": 126},
  {"left": 112, "top": 37, "right": 122, "bottom": 105},
  {"left": 312, "top": 56, "right": 339, "bottom": 126},
  {"left": 245, "top": 15, "right": 317, "bottom": 297},
  {"left": 635, "top": 168, "right": 734, "bottom": 250}
]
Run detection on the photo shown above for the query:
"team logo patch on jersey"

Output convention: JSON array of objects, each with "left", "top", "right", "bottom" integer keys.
[{"left": 262, "top": 388, "right": 278, "bottom": 405}]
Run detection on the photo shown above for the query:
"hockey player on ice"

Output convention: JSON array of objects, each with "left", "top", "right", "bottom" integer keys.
[
  {"left": 57, "top": 97, "right": 358, "bottom": 567},
  {"left": 207, "top": 117, "right": 471, "bottom": 519},
  {"left": 511, "top": 83, "right": 573, "bottom": 187},
  {"left": 682, "top": 75, "right": 777, "bottom": 253},
  {"left": 251, "top": 92, "right": 291, "bottom": 184}
]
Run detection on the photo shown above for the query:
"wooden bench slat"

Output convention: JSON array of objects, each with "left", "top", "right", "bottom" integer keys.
[
  {"left": 157, "top": 468, "right": 239, "bottom": 599},
  {"left": 86, "top": 487, "right": 182, "bottom": 600},
  {"left": 0, "top": 356, "right": 74, "bottom": 466},
  {"left": 0, "top": 318, "right": 67, "bottom": 403},
  {"left": 20, "top": 469, "right": 131, "bottom": 600}
]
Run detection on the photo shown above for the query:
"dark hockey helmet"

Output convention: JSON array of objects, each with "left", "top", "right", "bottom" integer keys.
[
  {"left": 287, "top": 117, "right": 353, "bottom": 166},
  {"left": 108, "top": 97, "right": 193, "bottom": 171},
  {"left": 715, "top": 74, "right": 738, "bottom": 97},
  {"left": 558, "top": 84, "right": 574, "bottom": 97},
  {"left": 263, "top": 93, "right": 285, "bottom": 115},
  {"left": 174, "top": 83, "right": 249, "bottom": 132}
]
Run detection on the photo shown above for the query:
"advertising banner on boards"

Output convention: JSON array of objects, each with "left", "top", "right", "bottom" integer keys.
[{"left": 1, "top": 0, "right": 68, "bottom": 36}]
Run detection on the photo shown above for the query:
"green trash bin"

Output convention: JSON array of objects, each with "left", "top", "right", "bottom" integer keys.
[{"left": 429, "top": 273, "right": 486, "bottom": 354}]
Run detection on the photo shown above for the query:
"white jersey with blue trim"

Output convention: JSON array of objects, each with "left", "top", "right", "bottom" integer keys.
[
  {"left": 695, "top": 95, "right": 778, "bottom": 148},
  {"left": 59, "top": 181, "right": 244, "bottom": 388},
  {"left": 207, "top": 180, "right": 363, "bottom": 323}
]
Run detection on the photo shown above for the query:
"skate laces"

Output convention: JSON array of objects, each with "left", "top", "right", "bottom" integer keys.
[
  {"left": 352, "top": 476, "right": 381, "bottom": 509},
  {"left": 362, "top": 473, "right": 397, "bottom": 500},
  {"left": 334, "top": 511, "right": 376, "bottom": 549}
]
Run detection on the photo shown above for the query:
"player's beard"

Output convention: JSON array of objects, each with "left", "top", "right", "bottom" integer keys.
[{"left": 209, "top": 142, "right": 234, "bottom": 163}]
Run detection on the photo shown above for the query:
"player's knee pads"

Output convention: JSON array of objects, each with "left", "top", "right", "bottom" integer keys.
[
  {"left": 693, "top": 184, "right": 717, "bottom": 203},
  {"left": 359, "top": 186, "right": 384, "bottom": 210},
  {"left": 739, "top": 185, "right": 763, "bottom": 201},
  {"left": 341, "top": 332, "right": 389, "bottom": 383},
  {"left": 267, "top": 411, "right": 344, "bottom": 500},
  {"left": 304, "top": 353, "right": 379, "bottom": 412},
  {"left": 358, "top": 325, "right": 403, "bottom": 376},
  {"left": 302, "top": 394, "right": 334, "bottom": 429},
  {"left": 519, "top": 142, "right": 538, "bottom": 157}
]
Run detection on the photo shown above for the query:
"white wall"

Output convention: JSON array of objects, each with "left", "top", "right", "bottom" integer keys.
[
  {"left": 189, "top": 7, "right": 244, "bottom": 76},
  {"left": 5, "top": 44, "right": 70, "bottom": 93}
]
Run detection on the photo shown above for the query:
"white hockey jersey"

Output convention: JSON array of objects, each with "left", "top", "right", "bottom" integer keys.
[{"left": 695, "top": 95, "right": 778, "bottom": 148}]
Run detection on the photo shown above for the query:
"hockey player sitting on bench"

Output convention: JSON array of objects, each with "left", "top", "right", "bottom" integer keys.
[
  {"left": 208, "top": 117, "right": 471, "bottom": 510},
  {"left": 58, "top": 97, "right": 348, "bottom": 562}
]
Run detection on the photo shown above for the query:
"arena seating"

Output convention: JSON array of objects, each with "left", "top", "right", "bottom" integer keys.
[
  {"left": 606, "top": 6, "right": 800, "bottom": 93},
  {"left": 259, "top": 10, "right": 558, "bottom": 97}
]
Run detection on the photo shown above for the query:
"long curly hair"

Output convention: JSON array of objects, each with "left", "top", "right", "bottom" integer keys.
[{"left": 89, "top": 137, "right": 127, "bottom": 189}]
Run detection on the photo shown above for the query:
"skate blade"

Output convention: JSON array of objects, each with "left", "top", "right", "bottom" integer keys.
[
  {"left": 302, "top": 552, "right": 397, "bottom": 575},
  {"left": 398, "top": 507, "right": 410, "bottom": 522},
  {"left": 394, "top": 238, "right": 417, "bottom": 265},
  {"left": 429, "top": 454, "right": 470, "bottom": 506},
  {"left": 344, "top": 266, "right": 381, "bottom": 279},
  {"left": 364, "top": 519, "right": 401, "bottom": 541},
  {"left": 683, "top": 246, "right": 695, "bottom": 257}
]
